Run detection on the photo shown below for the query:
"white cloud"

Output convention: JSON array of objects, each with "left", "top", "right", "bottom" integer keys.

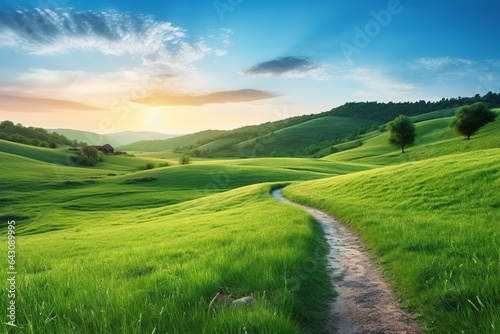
[
  {"left": 0, "top": 8, "right": 229, "bottom": 72},
  {"left": 486, "top": 59, "right": 500, "bottom": 67},
  {"left": 341, "top": 67, "right": 415, "bottom": 99},
  {"left": 415, "top": 57, "right": 474, "bottom": 70}
]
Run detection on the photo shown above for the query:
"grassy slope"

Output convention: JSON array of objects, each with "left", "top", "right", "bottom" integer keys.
[
  {"left": 2, "top": 183, "right": 333, "bottom": 334},
  {"left": 284, "top": 143, "right": 500, "bottom": 334},
  {"left": 118, "top": 130, "right": 224, "bottom": 152},
  {"left": 229, "top": 116, "right": 372, "bottom": 157},
  {"left": 322, "top": 115, "right": 500, "bottom": 166},
  {"left": 119, "top": 116, "right": 372, "bottom": 158},
  {"left": 1, "top": 149, "right": 363, "bottom": 229},
  {"left": 0, "top": 140, "right": 71, "bottom": 165}
]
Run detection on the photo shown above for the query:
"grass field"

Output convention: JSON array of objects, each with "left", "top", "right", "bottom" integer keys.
[
  {"left": 1, "top": 107, "right": 499, "bottom": 333},
  {"left": 2, "top": 184, "right": 333, "bottom": 333},
  {"left": 284, "top": 149, "right": 500, "bottom": 333}
]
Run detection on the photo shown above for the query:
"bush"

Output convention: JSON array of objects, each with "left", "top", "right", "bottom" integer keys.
[
  {"left": 145, "top": 162, "right": 155, "bottom": 170},
  {"left": 70, "top": 146, "right": 104, "bottom": 166},
  {"left": 305, "top": 144, "right": 321, "bottom": 155},
  {"left": 179, "top": 154, "right": 191, "bottom": 165}
]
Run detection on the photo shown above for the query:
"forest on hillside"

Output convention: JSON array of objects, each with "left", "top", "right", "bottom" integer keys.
[
  {"left": 0, "top": 120, "right": 85, "bottom": 148},
  {"left": 328, "top": 92, "right": 500, "bottom": 121}
]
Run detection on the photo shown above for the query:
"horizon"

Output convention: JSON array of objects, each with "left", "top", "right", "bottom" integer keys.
[{"left": 1, "top": 0, "right": 500, "bottom": 134}]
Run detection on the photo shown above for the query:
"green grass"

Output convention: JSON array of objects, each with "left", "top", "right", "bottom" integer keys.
[
  {"left": 322, "top": 115, "right": 500, "bottom": 166},
  {"left": 0, "top": 140, "right": 71, "bottom": 165},
  {"left": 1, "top": 184, "right": 333, "bottom": 334},
  {"left": 119, "top": 130, "right": 224, "bottom": 152},
  {"left": 119, "top": 116, "right": 373, "bottom": 158},
  {"left": 409, "top": 108, "right": 457, "bottom": 123},
  {"left": 230, "top": 116, "right": 373, "bottom": 157},
  {"left": 284, "top": 149, "right": 500, "bottom": 333}
]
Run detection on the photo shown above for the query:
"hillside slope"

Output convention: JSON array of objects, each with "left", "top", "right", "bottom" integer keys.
[
  {"left": 49, "top": 129, "right": 179, "bottom": 146},
  {"left": 321, "top": 112, "right": 500, "bottom": 165},
  {"left": 119, "top": 93, "right": 500, "bottom": 158},
  {"left": 284, "top": 148, "right": 500, "bottom": 333}
]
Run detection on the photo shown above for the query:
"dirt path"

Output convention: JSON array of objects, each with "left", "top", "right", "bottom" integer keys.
[{"left": 271, "top": 189, "right": 423, "bottom": 334}]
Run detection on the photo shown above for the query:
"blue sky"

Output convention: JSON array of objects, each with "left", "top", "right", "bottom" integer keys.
[{"left": 1, "top": 0, "right": 499, "bottom": 133}]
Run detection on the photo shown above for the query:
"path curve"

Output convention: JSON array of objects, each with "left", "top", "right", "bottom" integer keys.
[{"left": 271, "top": 188, "right": 423, "bottom": 334}]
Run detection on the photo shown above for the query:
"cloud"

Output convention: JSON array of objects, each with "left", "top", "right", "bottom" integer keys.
[
  {"left": 0, "top": 68, "right": 180, "bottom": 107},
  {"left": 0, "top": 94, "right": 104, "bottom": 112},
  {"left": 0, "top": 8, "right": 228, "bottom": 71},
  {"left": 415, "top": 57, "right": 474, "bottom": 70},
  {"left": 134, "top": 89, "right": 280, "bottom": 106},
  {"left": 486, "top": 59, "right": 500, "bottom": 67},
  {"left": 243, "top": 56, "right": 332, "bottom": 80},
  {"left": 341, "top": 67, "right": 415, "bottom": 99}
]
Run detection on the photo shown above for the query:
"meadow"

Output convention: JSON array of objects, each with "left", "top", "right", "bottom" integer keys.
[{"left": 1, "top": 107, "right": 499, "bottom": 333}]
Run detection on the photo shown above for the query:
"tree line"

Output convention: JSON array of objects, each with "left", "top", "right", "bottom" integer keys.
[
  {"left": 0, "top": 120, "right": 86, "bottom": 148},
  {"left": 328, "top": 92, "right": 500, "bottom": 122}
]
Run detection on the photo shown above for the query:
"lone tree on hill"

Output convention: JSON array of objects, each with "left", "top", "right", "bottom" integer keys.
[
  {"left": 387, "top": 115, "right": 416, "bottom": 153},
  {"left": 450, "top": 102, "right": 497, "bottom": 140}
]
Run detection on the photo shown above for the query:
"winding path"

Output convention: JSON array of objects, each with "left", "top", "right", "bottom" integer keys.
[{"left": 271, "top": 188, "right": 423, "bottom": 334}]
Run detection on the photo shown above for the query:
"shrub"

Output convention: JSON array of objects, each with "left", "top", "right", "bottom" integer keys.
[{"left": 179, "top": 154, "right": 191, "bottom": 165}]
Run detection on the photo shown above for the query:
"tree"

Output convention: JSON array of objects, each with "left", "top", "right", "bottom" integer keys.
[
  {"left": 72, "top": 146, "right": 104, "bottom": 166},
  {"left": 82, "top": 146, "right": 101, "bottom": 161},
  {"left": 450, "top": 102, "right": 497, "bottom": 140},
  {"left": 387, "top": 115, "right": 416, "bottom": 153},
  {"left": 179, "top": 154, "right": 191, "bottom": 165}
]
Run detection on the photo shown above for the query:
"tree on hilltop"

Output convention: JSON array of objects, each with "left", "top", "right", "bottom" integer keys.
[
  {"left": 387, "top": 115, "right": 416, "bottom": 153},
  {"left": 450, "top": 102, "right": 497, "bottom": 140}
]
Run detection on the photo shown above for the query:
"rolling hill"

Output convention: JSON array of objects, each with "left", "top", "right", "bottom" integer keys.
[
  {"left": 49, "top": 129, "right": 180, "bottom": 146},
  {"left": 118, "top": 93, "right": 500, "bottom": 159}
]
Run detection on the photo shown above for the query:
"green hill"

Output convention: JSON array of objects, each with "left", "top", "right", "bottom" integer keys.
[
  {"left": 119, "top": 129, "right": 225, "bottom": 152},
  {"left": 284, "top": 148, "right": 500, "bottom": 333},
  {"left": 49, "top": 129, "right": 179, "bottom": 146},
  {"left": 321, "top": 112, "right": 500, "bottom": 165},
  {"left": 118, "top": 93, "right": 500, "bottom": 158}
]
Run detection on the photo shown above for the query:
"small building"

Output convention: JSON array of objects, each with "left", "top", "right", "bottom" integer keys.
[{"left": 93, "top": 144, "right": 115, "bottom": 154}]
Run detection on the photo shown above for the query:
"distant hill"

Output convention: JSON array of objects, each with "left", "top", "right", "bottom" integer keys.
[
  {"left": 118, "top": 92, "right": 500, "bottom": 157},
  {"left": 119, "top": 130, "right": 225, "bottom": 152},
  {"left": 48, "top": 129, "right": 180, "bottom": 147}
]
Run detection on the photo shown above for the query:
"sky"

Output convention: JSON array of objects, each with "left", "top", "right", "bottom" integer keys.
[{"left": 1, "top": 0, "right": 500, "bottom": 134}]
